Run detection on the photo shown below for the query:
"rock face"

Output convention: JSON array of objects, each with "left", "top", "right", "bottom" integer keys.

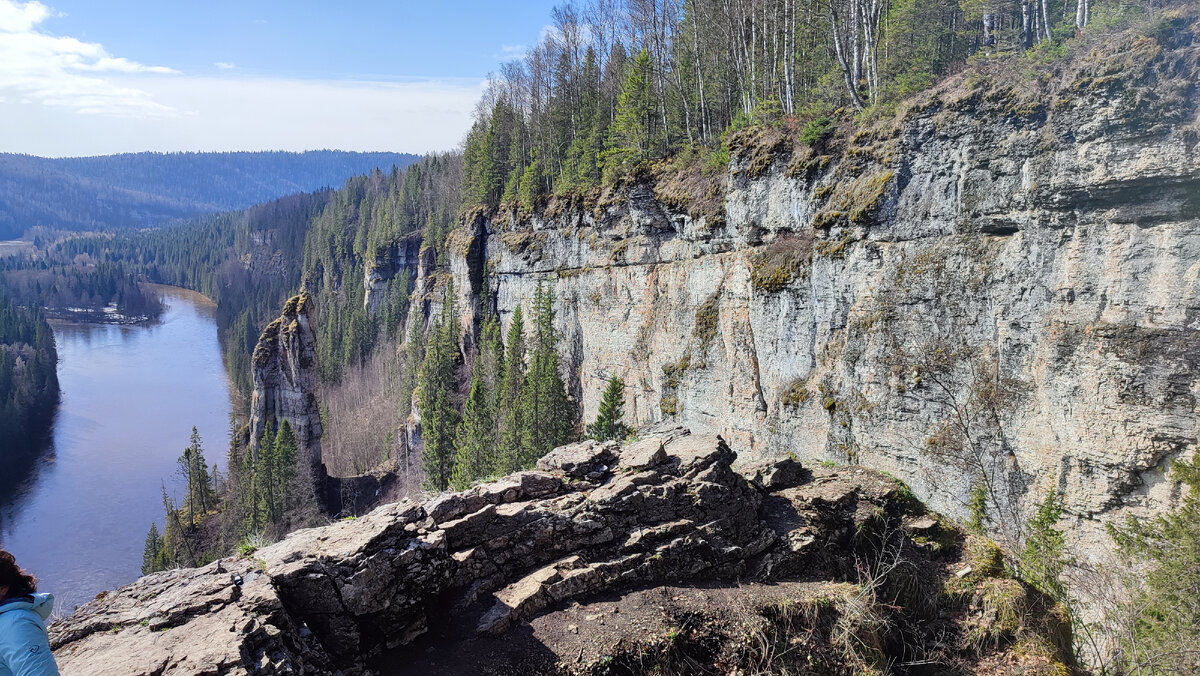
[
  {"left": 364, "top": 232, "right": 422, "bottom": 313},
  {"left": 249, "top": 293, "right": 323, "bottom": 468},
  {"left": 393, "top": 30, "right": 1200, "bottom": 558},
  {"left": 52, "top": 430, "right": 942, "bottom": 675}
]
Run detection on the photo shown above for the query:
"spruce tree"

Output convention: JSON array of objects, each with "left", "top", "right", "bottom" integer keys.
[
  {"left": 602, "top": 47, "right": 654, "bottom": 183},
  {"left": 419, "top": 282, "right": 462, "bottom": 491},
  {"left": 176, "top": 427, "right": 215, "bottom": 528},
  {"left": 142, "top": 522, "right": 163, "bottom": 575},
  {"left": 1109, "top": 453, "right": 1200, "bottom": 672},
  {"left": 1019, "top": 490, "right": 1067, "bottom": 602},
  {"left": 587, "top": 376, "right": 629, "bottom": 442},
  {"left": 520, "top": 284, "right": 574, "bottom": 466},
  {"left": 496, "top": 305, "right": 527, "bottom": 475},
  {"left": 450, "top": 366, "right": 495, "bottom": 490}
]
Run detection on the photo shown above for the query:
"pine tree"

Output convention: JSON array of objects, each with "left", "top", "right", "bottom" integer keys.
[
  {"left": 419, "top": 282, "right": 462, "bottom": 491},
  {"left": 176, "top": 427, "right": 215, "bottom": 528},
  {"left": 587, "top": 376, "right": 629, "bottom": 442},
  {"left": 496, "top": 305, "right": 527, "bottom": 475},
  {"left": 271, "top": 420, "right": 299, "bottom": 523}
]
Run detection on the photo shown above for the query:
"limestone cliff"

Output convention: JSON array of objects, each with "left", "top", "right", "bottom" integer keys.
[
  {"left": 249, "top": 293, "right": 324, "bottom": 469},
  {"left": 398, "top": 28, "right": 1200, "bottom": 560}
]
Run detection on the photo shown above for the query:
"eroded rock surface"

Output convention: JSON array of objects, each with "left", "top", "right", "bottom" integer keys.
[
  {"left": 51, "top": 430, "right": 923, "bottom": 675},
  {"left": 248, "top": 293, "right": 323, "bottom": 466},
  {"left": 378, "top": 28, "right": 1200, "bottom": 561}
]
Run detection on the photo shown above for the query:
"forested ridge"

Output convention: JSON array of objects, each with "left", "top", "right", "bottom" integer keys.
[
  {"left": 457, "top": 0, "right": 1141, "bottom": 210},
  {"left": 0, "top": 150, "right": 417, "bottom": 240},
  {"left": 0, "top": 279, "right": 58, "bottom": 457}
]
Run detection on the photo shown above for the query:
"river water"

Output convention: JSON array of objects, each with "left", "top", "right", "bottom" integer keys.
[{"left": 0, "top": 286, "right": 233, "bottom": 615}]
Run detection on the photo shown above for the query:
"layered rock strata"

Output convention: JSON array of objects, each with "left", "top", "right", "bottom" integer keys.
[
  {"left": 397, "top": 29, "right": 1200, "bottom": 557},
  {"left": 50, "top": 430, "right": 930, "bottom": 675}
]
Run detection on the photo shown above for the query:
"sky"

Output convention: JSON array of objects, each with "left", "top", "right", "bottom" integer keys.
[{"left": 0, "top": 0, "right": 559, "bottom": 157}]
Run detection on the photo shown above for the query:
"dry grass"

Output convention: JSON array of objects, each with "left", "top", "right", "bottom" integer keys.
[
  {"left": 749, "top": 232, "right": 815, "bottom": 293},
  {"left": 651, "top": 147, "right": 729, "bottom": 227}
]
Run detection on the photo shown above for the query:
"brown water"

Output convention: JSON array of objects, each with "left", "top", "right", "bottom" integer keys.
[{"left": 0, "top": 286, "right": 233, "bottom": 615}]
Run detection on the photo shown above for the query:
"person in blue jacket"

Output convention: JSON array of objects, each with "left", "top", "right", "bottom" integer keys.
[{"left": 0, "top": 550, "right": 58, "bottom": 676}]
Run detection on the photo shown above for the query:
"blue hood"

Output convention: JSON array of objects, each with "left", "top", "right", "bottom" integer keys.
[{"left": 0, "top": 593, "right": 53, "bottom": 621}]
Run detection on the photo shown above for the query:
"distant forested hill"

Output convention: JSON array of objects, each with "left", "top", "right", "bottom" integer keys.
[{"left": 0, "top": 150, "right": 418, "bottom": 239}]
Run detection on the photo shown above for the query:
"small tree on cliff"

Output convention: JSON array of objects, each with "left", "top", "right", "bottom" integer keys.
[
  {"left": 141, "top": 522, "right": 165, "bottom": 575},
  {"left": 419, "top": 282, "right": 462, "bottom": 491},
  {"left": 1108, "top": 453, "right": 1200, "bottom": 672},
  {"left": 587, "top": 376, "right": 629, "bottom": 442}
]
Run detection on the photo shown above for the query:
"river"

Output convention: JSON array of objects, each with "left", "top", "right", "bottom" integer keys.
[{"left": 0, "top": 286, "right": 233, "bottom": 615}]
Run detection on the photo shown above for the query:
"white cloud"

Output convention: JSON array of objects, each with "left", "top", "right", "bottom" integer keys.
[
  {"left": 0, "top": 0, "right": 177, "bottom": 118},
  {"left": 214, "top": 62, "right": 235, "bottom": 70},
  {"left": 0, "top": 0, "right": 50, "bottom": 33},
  {"left": 498, "top": 44, "right": 526, "bottom": 59},
  {"left": 0, "top": 75, "right": 484, "bottom": 156}
]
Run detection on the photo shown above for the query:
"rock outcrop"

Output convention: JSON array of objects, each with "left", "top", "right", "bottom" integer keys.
[
  {"left": 249, "top": 293, "right": 324, "bottom": 469},
  {"left": 57, "top": 430, "right": 1036, "bottom": 675},
  {"left": 383, "top": 26, "right": 1200, "bottom": 559}
]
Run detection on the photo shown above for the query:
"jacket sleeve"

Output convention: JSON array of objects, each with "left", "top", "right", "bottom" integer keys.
[{"left": 0, "top": 613, "right": 60, "bottom": 676}]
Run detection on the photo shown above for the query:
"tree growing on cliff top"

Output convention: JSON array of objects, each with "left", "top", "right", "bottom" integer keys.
[
  {"left": 602, "top": 48, "right": 654, "bottom": 184},
  {"left": 419, "top": 282, "right": 462, "bottom": 491},
  {"left": 587, "top": 376, "right": 629, "bottom": 442}
]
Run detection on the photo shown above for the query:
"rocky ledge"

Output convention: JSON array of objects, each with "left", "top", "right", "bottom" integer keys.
[{"left": 50, "top": 429, "right": 1071, "bottom": 675}]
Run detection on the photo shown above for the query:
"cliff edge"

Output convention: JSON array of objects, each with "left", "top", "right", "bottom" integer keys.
[{"left": 51, "top": 430, "right": 1070, "bottom": 675}]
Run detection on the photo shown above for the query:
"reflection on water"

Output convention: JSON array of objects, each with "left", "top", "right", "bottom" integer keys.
[{"left": 0, "top": 287, "right": 233, "bottom": 615}]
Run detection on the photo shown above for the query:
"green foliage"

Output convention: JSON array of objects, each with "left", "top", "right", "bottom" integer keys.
[
  {"left": 0, "top": 279, "right": 58, "bottom": 455},
  {"left": 603, "top": 48, "right": 655, "bottom": 183},
  {"left": 586, "top": 376, "right": 630, "bottom": 442},
  {"left": 141, "top": 522, "right": 166, "bottom": 575},
  {"left": 519, "top": 283, "right": 576, "bottom": 465},
  {"left": 799, "top": 117, "right": 834, "bottom": 146},
  {"left": 419, "top": 282, "right": 462, "bottom": 491},
  {"left": 496, "top": 305, "right": 527, "bottom": 475},
  {"left": 450, "top": 318, "right": 503, "bottom": 490},
  {"left": 1019, "top": 490, "right": 1068, "bottom": 602},
  {"left": 176, "top": 427, "right": 217, "bottom": 529},
  {"left": 1022, "top": 492, "right": 1070, "bottom": 602},
  {"left": 967, "top": 478, "right": 991, "bottom": 535},
  {"left": 1108, "top": 453, "right": 1200, "bottom": 673}
]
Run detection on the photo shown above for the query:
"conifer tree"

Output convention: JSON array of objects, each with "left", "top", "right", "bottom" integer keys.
[
  {"left": 450, "top": 366, "right": 495, "bottom": 490},
  {"left": 520, "top": 284, "right": 574, "bottom": 466},
  {"left": 142, "top": 522, "right": 164, "bottom": 575},
  {"left": 587, "top": 376, "right": 629, "bottom": 442},
  {"left": 602, "top": 48, "right": 654, "bottom": 183},
  {"left": 177, "top": 427, "right": 216, "bottom": 528},
  {"left": 1109, "top": 453, "right": 1200, "bottom": 671},
  {"left": 419, "top": 282, "right": 462, "bottom": 491},
  {"left": 1019, "top": 490, "right": 1067, "bottom": 601},
  {"left": 496, "top": 305, "right": 527, "bottom": 475}
]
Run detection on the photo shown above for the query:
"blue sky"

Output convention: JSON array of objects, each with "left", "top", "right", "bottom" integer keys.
[{"left": 0, "top": 1, "right": 559, "bottom": 156}]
